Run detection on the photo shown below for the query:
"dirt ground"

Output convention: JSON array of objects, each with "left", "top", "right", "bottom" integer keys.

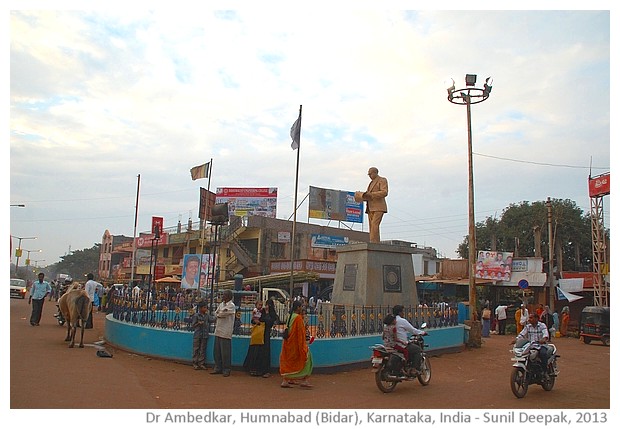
[{"left": 8, "top": 296, "right": 610, "bottom": 411}]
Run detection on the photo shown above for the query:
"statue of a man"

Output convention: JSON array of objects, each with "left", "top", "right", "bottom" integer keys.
[{"left": 357, "top": 167, "right": 388, "bottom": 243}]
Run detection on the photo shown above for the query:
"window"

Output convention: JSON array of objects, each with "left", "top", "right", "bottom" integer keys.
[{"left": 271, "top": 242, "right": 286, "bottom": 259}]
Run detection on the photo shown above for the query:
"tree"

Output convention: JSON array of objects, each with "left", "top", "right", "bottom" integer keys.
[
  {"left": 47, "top": 244, "right": 101, "bottom": 281},
  {"left": 457, "top": 199, "right": 598, "bottom": 272}
]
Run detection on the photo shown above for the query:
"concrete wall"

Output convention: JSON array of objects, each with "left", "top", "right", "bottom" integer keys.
[{"left": 104, "top": 315, "right": 465, "bottom": 372}]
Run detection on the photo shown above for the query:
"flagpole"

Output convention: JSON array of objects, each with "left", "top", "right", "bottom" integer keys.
[
  {"left": 199, "top": 159, "right": 213, "bottom": 298},
  {"left": 130, "top": 174, "right": 141, "bottom": 287},
  {"left": 289, "top": 105, "right": 302, "bottom": 298}
]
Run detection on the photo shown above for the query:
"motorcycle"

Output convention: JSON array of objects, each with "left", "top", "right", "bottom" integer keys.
[
  {"left": 370, "top": 323, "right": 431, "bottom": 393},
  {"left": 53, "top": 284, "right": 70, "bottom": 326},
  {"left": 510, "top": 338, "right": 560, "bottom": 398},
  {"left": 54, "top": 304, "right": 66, "bottom": 326}
]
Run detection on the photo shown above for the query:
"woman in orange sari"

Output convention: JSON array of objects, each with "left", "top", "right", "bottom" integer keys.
[
  {"left": 560, "top": 306, "right": 570, "bottom": 336},
  {"left": 279, "top": 300, "right": 313, "bottom": 388}
]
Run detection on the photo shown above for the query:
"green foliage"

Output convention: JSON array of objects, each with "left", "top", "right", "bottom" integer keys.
[
  {"left": 47, "top": 243, "right": 101, "bottom": 281},
  {"left": 457, "top": 199, "right": 598, "bottom": 271}
]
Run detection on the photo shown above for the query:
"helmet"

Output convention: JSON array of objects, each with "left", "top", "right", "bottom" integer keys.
[{"left": 64, "top": 277, "right": 73, "bottom": 285}]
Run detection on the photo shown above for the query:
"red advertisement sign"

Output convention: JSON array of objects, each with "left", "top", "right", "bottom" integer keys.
[
  {"left": 151, "top": 216, "right": 164, "bottom": 235},
  {"left": 588, "top": 173, "right": 610, "bottom": 197}
]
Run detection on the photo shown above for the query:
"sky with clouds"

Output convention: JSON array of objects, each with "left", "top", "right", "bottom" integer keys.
[{"left": 7, "top": 5, "right": 614, "bottom": 268}]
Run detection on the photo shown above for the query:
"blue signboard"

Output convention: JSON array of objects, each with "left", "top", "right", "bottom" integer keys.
[{"left": 310, "top": 234, "right": 350, "bottom": 249}]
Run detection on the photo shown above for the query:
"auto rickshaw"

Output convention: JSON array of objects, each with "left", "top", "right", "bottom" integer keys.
[{"left": 579, "top": 306, "right": 610, "bottom": 346}]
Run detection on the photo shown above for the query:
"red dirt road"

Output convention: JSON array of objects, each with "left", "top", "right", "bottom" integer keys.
[{"left": 8, "top": 297, "right": 611, "bottom": 414}]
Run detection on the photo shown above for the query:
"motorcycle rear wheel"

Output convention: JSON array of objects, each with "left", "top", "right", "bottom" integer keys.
[
  {"left": 510, "top": 367, "right": 528, "bottom": 398},
  {"left": 542, "top": 363, "right": 556, "bottom": 391},
  {"left": 375, "top": 367, "right": 398, "bottom": 393},
  {"left": 417, "top": 356, "right": 431, "bottom": 385}
]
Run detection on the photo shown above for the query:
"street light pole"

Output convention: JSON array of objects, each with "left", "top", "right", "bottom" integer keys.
[
  {"left": 465, "top": 93, "right": 477, "bottom": 317},
  {"left": 23, "top": 249, "right": 42, "bottom": 266},
  {"left": 11, "top": 236, "right": 38, "bottom": 277},
  {"left": 446, "top": 74, "right": 493, "bottom": 345}
]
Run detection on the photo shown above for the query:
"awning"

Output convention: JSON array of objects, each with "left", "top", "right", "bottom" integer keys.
[
  {"left": 216, "top": 271, "right": 320, "bottom": 290},
  {"left": 558, "top": 278, "right": 584, "bottom": 292},
  {"left": 155, "top": 276, "right": 181, "bottom": 283},
  {"left": 556, "top": 287, "right": 584, "bottom": 302}
]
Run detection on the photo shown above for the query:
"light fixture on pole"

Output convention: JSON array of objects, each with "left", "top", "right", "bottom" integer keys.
[
  {"left": 445, "top": 74, "right": 493, "bottom": 336},
  {"left": 11, "top": 235, "right": 38, "bottom": 276},
  {"left": 208, "top": 203, "right": 229, "bottom": 313},
  {"left": 22, "top": 249, "right": 42, "bottom": 266}
]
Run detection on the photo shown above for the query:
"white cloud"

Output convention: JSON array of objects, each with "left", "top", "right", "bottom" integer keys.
[{"left": 8, "top": 8, "right": 613, "bottom": 265}]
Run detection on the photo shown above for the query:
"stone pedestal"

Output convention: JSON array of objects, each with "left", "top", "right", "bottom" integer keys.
[{"left": 331, "top": 242, "right": 418, "bottom": 307}]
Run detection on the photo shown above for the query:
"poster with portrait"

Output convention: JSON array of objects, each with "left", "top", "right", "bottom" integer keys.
[
  {"left": 475, "top": 250, "right": 513, "bottom": 281},
  {"left": 181, "top": 254, "right": 216, "bottom": 289}
]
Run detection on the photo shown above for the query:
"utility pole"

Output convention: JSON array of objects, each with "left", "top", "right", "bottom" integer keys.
[{"left": 546, "top": 198, "right": 555, "bottom": 311}]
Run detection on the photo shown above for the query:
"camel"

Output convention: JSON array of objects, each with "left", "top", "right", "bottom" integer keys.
[{"left": 58, "top": 283, "right": 92, "bottom": 348}]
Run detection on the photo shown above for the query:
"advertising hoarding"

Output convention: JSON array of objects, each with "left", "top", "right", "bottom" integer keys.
[
  {"left": 475, "top": 250, "right": 513, "bottom": 281},
  {"left": 308, "top": 185, "right": 363, "bottom": 223},
  {"left": 588, "top": 172, "right": 610, "bottom": 197},
  {"left": 216, "top": 187, "right": 277, "bottom": 218}
]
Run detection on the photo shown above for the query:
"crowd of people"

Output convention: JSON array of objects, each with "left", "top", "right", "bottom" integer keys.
[
  {"left": 24, "top": 273, "right": 576, "bottom": 390},
  {"left": 488, "top": 301, "right": 570, "bottom": 338}
]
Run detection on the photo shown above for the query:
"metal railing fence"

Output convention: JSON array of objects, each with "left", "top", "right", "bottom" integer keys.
[{"left": 108, "top": 293, "right": 459, "bottom": 339}]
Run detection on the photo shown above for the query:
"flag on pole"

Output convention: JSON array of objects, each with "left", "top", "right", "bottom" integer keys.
[
  {"left": 190, "top": 162, "right": 210, "bottom": 181},
  {"left": 290, "top": 113, "right": 301, "bottom": 150}
]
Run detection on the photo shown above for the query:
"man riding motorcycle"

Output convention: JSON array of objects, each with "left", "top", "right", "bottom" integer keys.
[
  {"left": 512, "top": 313, "right": 550, "bottom": 366},
  {"left": 392, "top": 305, "right": 426, "bottom": 371}
]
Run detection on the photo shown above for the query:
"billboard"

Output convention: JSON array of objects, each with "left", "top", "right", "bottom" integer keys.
[
  {"left": 588, "top": 172, "right": 610, "bottom": 197},
  {"left": 308, "top": 185, "right": 364, "bottom": 223},
  {"left": 181, "top": 254, "right": 216, "bottom": 290},
  {"left": 475, "top": 250, "right": 513, "bottom": 281},
  {"left": 216, "top": 187, "right": 277, "bottom": 218}
]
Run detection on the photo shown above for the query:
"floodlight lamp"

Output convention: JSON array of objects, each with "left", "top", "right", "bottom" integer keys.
[
  {"left": 210, "top": 203, "right": 229, "bottom": 225},
  {"left": 484, "top": 76, "right": 493, "bottom": 96},
  {"left": 465, "top": 74, "right": 477, "bottom": 86},
  {"left": 445, "top": 78, "right": 455, "bottom": 94}
]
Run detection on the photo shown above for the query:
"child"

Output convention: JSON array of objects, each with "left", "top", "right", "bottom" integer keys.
[
  {"left": 382, "top": 314, "right": 397, "bottom": 348},
  {"left": 252, "top": 301, "right": 263, "bottom": 325},
  {"left": 191, "top": 301, "right": 214, "bottom": 370}
]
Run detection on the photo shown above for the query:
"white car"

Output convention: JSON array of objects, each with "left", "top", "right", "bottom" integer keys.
[{"left": 10, "top": 278, "right": 28, "bottom": 299}]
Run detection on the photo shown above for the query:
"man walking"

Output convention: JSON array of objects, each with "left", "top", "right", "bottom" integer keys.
[
  {"left": 29, "top": 272, "right": 51, "bottom": 326},
  {"left": 84, "top": 273, "right": 101, "bottom": 329}
]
